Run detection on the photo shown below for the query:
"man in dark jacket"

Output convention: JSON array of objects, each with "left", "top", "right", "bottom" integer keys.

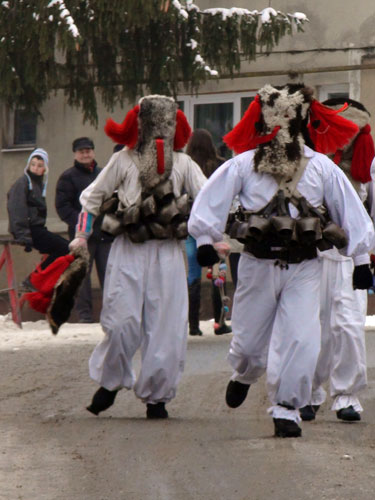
[{"left": 55, "top": 137, "right": 113, "bottom": 323}]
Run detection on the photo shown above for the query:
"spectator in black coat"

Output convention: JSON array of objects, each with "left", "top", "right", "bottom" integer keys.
[{"left": 55, "top": 137, "right": 113, "bottom": 323}]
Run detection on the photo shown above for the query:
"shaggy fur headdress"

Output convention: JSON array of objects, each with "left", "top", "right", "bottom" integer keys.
[
  {"left": 322, "top": 97, "right": 374, "bottom": 184},
  {"left": 104, "top": 95, "right": 191, "bottom": 191},
  {"left": 224, "top": 83, "right": 359, "bottom": 178}
]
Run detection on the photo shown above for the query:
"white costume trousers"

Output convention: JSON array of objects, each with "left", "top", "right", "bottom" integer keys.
[
  {"left": 228, "top": 253, "right": 322, "bottom": 412},
  {"left": 89, "top": 236, "right": 188, "bottom": 404},
  {"left": 311, "top": 257, "right": 367, "bottom": 411}
]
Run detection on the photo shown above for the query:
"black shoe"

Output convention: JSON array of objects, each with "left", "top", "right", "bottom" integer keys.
[
  {"left": 146, "top": 402, "right": 168, "bottom": 419},
  {"left": 312, "top": 404, "right": 320, "bottom": 414},
  {"left": 189, "top": 328, "right": 203, "bottom": 336},
  {"left": 214, "top": 323, "right": 232, "bottom": 335},
  {"left": 336, "top": 405, "right": 361, "bottom": 422},
  {"left": 300, "top": 405, "right": 316, "bottom": 421},
  {"left": 274, "top": 418, "right": 302, "bottom": 438},
  {"left": 86, "top": 387, "right": 118, "bottom": 416},
  {"left": 225, "top": 380, "right": 250, "bottom": 408}
]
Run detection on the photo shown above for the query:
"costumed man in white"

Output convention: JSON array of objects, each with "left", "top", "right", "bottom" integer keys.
[
  {"left": 70, "top": 95, "right": 206, "bottom": 419},
  {"left": 188, "top": 83, "right": 375, "bottom": 438},
  {"left": 300, "top": 98, "right": 375, "bottom": 422}
]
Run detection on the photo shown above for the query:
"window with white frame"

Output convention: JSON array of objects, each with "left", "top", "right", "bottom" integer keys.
[
  {"left": 1, "top": 106, "right": 37, "bottom": 150},
  {"left": 318, "top": 84, "right": 349, "bottom": 103},
  {"left": 178, "top": 92, "right": 255, "bottom": 158}
]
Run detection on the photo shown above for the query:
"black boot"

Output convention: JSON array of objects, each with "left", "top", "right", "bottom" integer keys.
[
  {"left": 274, "top": 418, "right": 302, "bottom": 438},
  {"left": 225, "top": 380, "right": 250, "bottom": 408},
  {"left": 86, "top": 387, "right": 118, "bottom": 416},
  {"left": 188, "top": 278, "right": 202, "bottom": 336},
  {"left": 214, "top": 323, "right": 232, "bottom": 335},
  {"left": 146, "top": 402, "right": 169, "bottom": 419},
  {"left": 300, "top": 405, "right": 316, "bottom": 421},
  {"left": 336, "top": 405, "right": 361, "bottom": 422}
]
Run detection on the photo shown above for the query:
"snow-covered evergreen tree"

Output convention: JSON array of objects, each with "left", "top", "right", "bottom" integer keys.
[{"left": 0, "top": 0, "right": 308, "bottom": 124}]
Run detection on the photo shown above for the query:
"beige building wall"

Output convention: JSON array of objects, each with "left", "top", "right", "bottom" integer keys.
[{"left": 0, "top": 0, "right": 375, "bottom": 287}]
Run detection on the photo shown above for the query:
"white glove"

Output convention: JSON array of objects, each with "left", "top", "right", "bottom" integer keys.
[{"left": 69, "top": 237, "right": 88, "bottom": 253}]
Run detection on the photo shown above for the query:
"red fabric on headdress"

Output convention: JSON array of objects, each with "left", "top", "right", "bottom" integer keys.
[
  {"left": 223, "top": 96, "right": 280, "bottom": 154},
  {"left": 174, "top": 109, "right": 192, "bottom": 150},
  {"left": 22, "top": 254, "right": 75, "bottom": 314},
  {"left": 350, "top": 124, "right": 374, "bottom": 183},
  {"left": 308, "top": 100, "right": 359, "bottom": 155},
  {"left": 104, "top": 105, "right": 140, "bottom": 149},
  {"left": 104, "top": 106, "right": 191, "bottom": 151}
]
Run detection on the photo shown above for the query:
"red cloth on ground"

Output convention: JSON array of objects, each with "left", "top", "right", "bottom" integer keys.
[{"left": 23, "top": 254, "right": 75, "bottom": 314}]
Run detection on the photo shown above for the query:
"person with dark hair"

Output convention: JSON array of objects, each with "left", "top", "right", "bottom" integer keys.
[
  {"left": 55, "top": 137, "right": 113, "bottom": 323},
  {"left": 189, "top": 83, "right": 375, "bottom": 438},
  {"left": 185, "top": 129, "right": 235, "bottom": 336},
  {"left": 7, "top": 148, "right": 70, "bottom": 288}
]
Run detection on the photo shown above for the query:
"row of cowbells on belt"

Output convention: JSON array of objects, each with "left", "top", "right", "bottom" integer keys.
[
  {"left": 101, "top": 179, "right": 191, "bottom": 243},
  {"left": 226, "top": 189, "right": 348, "bottom": 250}
]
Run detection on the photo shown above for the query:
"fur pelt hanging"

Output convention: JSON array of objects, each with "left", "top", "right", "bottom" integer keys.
[{"left": 22, "top": 248, "right": 89, "bottom": 334}]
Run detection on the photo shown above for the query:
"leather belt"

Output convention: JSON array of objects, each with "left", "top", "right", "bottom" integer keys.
[{"left": 244, "top": 241, "right": 317, "bottom": 264}]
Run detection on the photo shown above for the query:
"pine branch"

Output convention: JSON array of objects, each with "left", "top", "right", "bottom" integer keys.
[{"left": 0, "top": 0, "right": 309, "bottom": 125}]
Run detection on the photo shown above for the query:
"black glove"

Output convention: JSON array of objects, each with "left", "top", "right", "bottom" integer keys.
[
  {"left": 196, "top": 244, "right": 220, "bottom": 267},
  {"left": 18, "top": 238, "right": 33, "bottom": 252},
  {"left": 353, "top": 264, "right": 373, "bottom": 290}
]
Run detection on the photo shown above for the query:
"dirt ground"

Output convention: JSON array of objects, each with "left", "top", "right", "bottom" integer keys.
[{"left": 1, "top": 316, "right": 375, "bottom": 500}]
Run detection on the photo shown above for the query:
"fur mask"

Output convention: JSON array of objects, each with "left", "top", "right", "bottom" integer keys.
[
  {"left": 136, "top": 95, "right": 177, "bottom": 192},
  {"left": 104, "top": 94, "right": 191, "bottom": 192},
  {"left": 254, "top": 84, "right": 313, "bottom": 178}
]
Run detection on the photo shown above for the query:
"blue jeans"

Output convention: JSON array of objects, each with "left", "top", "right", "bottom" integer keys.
[{"left": 185, "top": 236, "right": 201, "bottom": 285}]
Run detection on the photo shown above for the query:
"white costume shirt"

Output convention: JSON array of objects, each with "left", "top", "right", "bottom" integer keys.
[
  {"left": 188, "top": 145, "right": 375, "bottom": 265},
  {"left": 79, "top": 147, "right": 206, "bottom": 215}
]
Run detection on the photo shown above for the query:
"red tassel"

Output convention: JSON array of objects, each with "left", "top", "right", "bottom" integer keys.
[
  {"left": 223, "top": 96, "right": 280, "bottom": 153},
  {"left": 156, "top": 139, "right": 165, "bottom": 174},
  {"left": 350, "top": 124, "right": 374, "bottom": 183},
  {"left": 104, "top": 105, "right": 140, "bottom": 148},
  {"left": 308, "top": 100, "right": 359, "bottom": 154},
  {"left": 174, "top": 109, "right": 192, "bottom": 150}
]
